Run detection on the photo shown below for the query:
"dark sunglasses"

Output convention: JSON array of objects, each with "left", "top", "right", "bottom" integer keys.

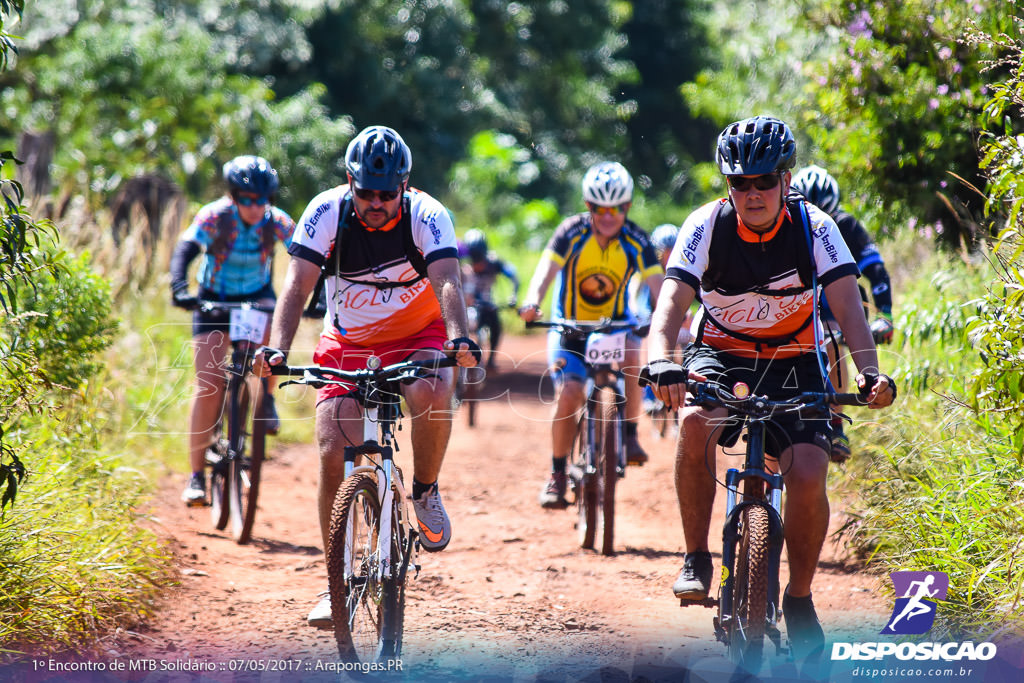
[
  {"left": 587, "top": 202, "right": 628, "bottom": 216},
  {"left": 353, "top": 187, "right": 402, "bottom": 202},
  {"left": 727, "top": 174, "right": 781, "bottom": 192},
  {"left": 234, "top": 194, "right": 269, "bottom": 207}
]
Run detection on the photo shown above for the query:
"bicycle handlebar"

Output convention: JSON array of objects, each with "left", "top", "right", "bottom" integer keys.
[
  {"left": 270, "top": 355, "right": 458, "bottom": 390},
  {"left": 526, "top": 319, "right": 650, "bottom": 338},
  {"left": 197, "top": 299, "right": 276, "bottom": 315},
  {"left": 679, "top": 378, "right": 866, "bottom": 419}
]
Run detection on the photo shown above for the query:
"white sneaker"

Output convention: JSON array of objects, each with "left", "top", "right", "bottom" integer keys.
[
  {"left": 181, "top": 473, "right": 207, "bottom": 507},
  {"left": 307, "top": 591, "right": 332, "bottom": 629}
]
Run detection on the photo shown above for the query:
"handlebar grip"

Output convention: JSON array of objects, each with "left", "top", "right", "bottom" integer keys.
[
  {"left": 832, "top": 393, "right": 869, "bottom": 406},
  {"left": 269, "top": 365, "right": 305, "bottom": 376}
]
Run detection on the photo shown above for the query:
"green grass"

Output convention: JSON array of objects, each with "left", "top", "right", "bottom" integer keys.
[
  {"left": 831, "top": 241, "right": 1024, "bottom": 638},
  {"left": 0, "top": 384, "right": 172, "bottom": 657}
]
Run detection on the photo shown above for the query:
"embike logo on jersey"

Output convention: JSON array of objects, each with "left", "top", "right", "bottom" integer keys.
[
  {"left": 304, "top": 201, "right": 332, "bottom": 238},
  {"left": 831, "top": 571, "right": 997, "bottom": 663}
]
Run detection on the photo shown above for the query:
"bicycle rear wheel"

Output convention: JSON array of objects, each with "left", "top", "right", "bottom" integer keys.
[
  {"left": 597, "top": 388, "right": 618, "bottom": 556},
  {"left": 328, "top": 472, "right": 387, "bottom": 662},
  {"left": 228, "top": 374, "right": 265, "bottom": 544},
  {"left": 728, "top": 504, "right": 770, "bottom": 670}
]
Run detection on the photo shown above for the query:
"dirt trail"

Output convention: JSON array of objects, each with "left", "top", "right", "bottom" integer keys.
[{"left": 110, "top": 333, "right": 890, "bottom": 681}]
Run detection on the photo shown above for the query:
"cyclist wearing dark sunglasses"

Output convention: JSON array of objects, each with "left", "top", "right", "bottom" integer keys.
[
  {"left": 520, "top": 161, "right": 664, "bottom": 508},
  {"left": 251, "top": 125, "right": 479, "bottom": 630},
  {"left": 169, "top": 155, "right": 296, "bottom": 505},
  {"left": 642, "top": 116, "right": 896, "bottom": 659}
]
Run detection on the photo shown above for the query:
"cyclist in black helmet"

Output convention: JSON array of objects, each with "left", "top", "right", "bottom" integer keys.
[
  {"left": 791, "top": 164, "right": 896, "bottom": 463},
  {"left": 251, "top": 125, "right": 479, "bottom": 630},
  {"left": 642, "top": 116, "right": 895, "bottom": 659},
  {"left": 459, "top": 228, "right": 520, "bottom": 371},
  {"left": 170, "top": 155, "right": 295, "bottom": 507}
]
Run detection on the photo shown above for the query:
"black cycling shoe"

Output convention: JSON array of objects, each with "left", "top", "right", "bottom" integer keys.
[{"left": 783, "top": 590, "right": 825, "bottom": 659}]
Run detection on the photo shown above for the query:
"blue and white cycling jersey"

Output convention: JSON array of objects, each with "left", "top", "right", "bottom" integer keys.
[{"left": 181, "top": 196, "right": 295, "bottom": 297}]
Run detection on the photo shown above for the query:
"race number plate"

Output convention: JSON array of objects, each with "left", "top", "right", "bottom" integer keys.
[
  {"left": 229, "top": 307, "right": 270, "bottom": 343},
  {"left": 585, "top": 332, "right": 627, "bottom": 364}
]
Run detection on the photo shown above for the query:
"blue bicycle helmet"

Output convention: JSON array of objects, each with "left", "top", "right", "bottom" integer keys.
[
  {"left": 716, "top": 116, "right": 797, "bottom": 176},
  {"left": 650, "top": 223, "right": 680, "bottom": 254},
  {"left": 345, "top": 126, "right": 412, "bottom": 191},
  {"left": 223, "top": 155, "right": 279, "bottom": 197},
  {"left": 791, "top": 165, "right": 840, "bottom": 215}
]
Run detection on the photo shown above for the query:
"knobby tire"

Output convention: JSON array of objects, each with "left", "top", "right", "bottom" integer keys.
[
  {"left": 729, "top": 504, "right": 770, "bottom": 670},
  {"left": 209, "top": 396, "right": 231, "bottom": 531},
  {"left": 576, "top": 410, "right": 597, "bottom": 550},
  {"left": 598, "top": 388, "right": 618, "bottom": 556},
  {"left": 229, "top": 374, "right": 264, "bottom": 544},
  {"left": 328, "top": 472, "right": 387, "bottom": 662}
]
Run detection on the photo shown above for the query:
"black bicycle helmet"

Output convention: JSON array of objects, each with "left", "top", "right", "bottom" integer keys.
[
  {"left": 716, "top": 116, "right": 797, "bottom": 176},
  {"left": 463, "top": 228, "right": 488, "bottom": 262},
  {"left": 791, "top": 165, "right": 840, "bottom": 215},
  {"left": 223, "top": 155, "right": 279, "bottom": 196},
  {"left": 345, "top": 125, "right": 412, "bottom": 191}
]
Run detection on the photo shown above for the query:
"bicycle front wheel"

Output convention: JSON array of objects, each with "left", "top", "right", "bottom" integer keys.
[
  {"left": 208, "top": 420, "right": 230, "bottom": 531},
  {"left": 328, "top": 472, "right": 387, "bottom": 662},
  {"left": 729, "top": 504, "right": 770, "bottom": 670},
  {"left": 574, "top": 411, "right": 598, "bottom": 550},
  {"left": 228, "top": 374, "right": 265, "bottom": 544},
  {"left": 380, "top": 494, "right": 409, "bottom": 658},
  {"left": 597, "top": 387, "right": 618, "bottom": 556}
]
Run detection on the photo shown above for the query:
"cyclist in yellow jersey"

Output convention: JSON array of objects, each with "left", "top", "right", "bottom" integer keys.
[{"left": 520, "top": 161, "right": 663, "bottom": 508}]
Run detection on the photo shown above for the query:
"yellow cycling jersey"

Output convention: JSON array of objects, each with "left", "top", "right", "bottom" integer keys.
[{"left": 545, "top": 213, "right": 661, "bottom": 321}]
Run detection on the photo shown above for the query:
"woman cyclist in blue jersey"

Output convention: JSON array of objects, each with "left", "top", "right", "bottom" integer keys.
[{"left": 170, "top": 156, "right": 296, "bottom": 506}]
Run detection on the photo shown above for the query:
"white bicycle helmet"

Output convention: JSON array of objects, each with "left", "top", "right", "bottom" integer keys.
[
  {"left": 582, "top": 161, "right": 634, "bottom": 206},
  {"left": 791, "top": 165, "right": 840, "bottom": 215}
]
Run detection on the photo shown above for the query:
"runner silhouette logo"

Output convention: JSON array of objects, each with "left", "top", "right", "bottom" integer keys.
[{"left": 881, "top": 571, "right": 949, "bottom": 635}]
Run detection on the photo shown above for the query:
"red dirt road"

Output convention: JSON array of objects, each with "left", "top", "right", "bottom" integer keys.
[{"left": 109, "top": 333, "right": 891, "bottom": 682}]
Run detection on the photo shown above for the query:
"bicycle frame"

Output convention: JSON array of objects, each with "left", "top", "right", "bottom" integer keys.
[
  {"left": 581, "top": 363, "right": 627, "bottom": 478},
  {"left": 340, "top": 384, "right": 412, "bottom": 590}
]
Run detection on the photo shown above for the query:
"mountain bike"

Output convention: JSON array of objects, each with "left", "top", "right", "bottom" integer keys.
[
  {"left": 527, "top": 319, "right": 646, "bottom": 556},
  {"left": 271, "top": 354, "right": 457, "bottom": 662},
  {"left": 198, "top": 300, "right": 274, "bottom": 545},
  {"left": 650, "top": 376, "right": 864, "bottom": 669}
]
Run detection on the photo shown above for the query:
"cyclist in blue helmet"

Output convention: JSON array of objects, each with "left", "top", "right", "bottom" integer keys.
[
  {"left": 170, "top": 155, "right": 295, "bottom": 506},
  {"left": 252, "top": 125, "right": 479, "bottom": 630},
  {"left": 792, "top": 164, "right": 896, "bottom": 463},
  {"left": 643, "top": 115, "right": 895, "bottom": 659}
]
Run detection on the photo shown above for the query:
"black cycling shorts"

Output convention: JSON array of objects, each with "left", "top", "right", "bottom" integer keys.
[{"left": 682, "top": 344, "right": 833, "bottom": 459}]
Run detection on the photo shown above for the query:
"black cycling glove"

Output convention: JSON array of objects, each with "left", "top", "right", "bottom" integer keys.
[
  {"left": 171, "top": 288, "right": 199, "bottom": 310},
  {"left": 639, "top": 359, "right": 687, "bottom": 388},
  {"left": 448, "top": 336, "right": 483, "bottom": 364},
  {"left": 858, "top": 372, "right": 898, "bottom": 401},
  {"left": 260, "top": 346, "right": 288, "bottom": 366}
]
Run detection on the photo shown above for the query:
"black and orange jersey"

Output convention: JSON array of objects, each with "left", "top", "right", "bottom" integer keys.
[
  {"left": 544, "top": 213, "right": 661, "bottom": 321},
  {"left": 666, "top": 198, "right": 858, "bottom": 359}
]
